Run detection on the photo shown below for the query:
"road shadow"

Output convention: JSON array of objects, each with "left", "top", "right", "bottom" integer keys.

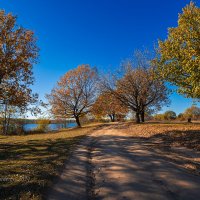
[{"left": 89, "top": 132, "right": 200, "bottom": 200}]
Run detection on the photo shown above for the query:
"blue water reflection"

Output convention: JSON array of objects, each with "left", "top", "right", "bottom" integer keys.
[{"left": 23, "top": 123, "right": 76, "bottom": 131}]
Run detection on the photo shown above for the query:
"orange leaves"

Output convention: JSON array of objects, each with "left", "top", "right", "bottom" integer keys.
[
  {"left": 0, "top": 10, "right": 40, "bottom": 134},
  {"left": 92, "top": 92, "right": 128, "bottom": 118},
  {"left": 47, "top": 65, "right": 98, "bottom": 123}
]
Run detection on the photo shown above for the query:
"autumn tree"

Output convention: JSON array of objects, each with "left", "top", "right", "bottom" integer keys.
[
  {"left": 156, "top": 2, "right": 200, "bottom": 99},
  {"left": 163, "top": 110, "right": 177, "bottom": 120},
  {"left": 0, "top": 10, "right": 38, "bottom": 87},
  {"left": 102, "top": 51, "right": 169, "bottom": 123},
  {"left": 0, "top": 11, "right": 39, "bottom": 134},
  {"left": 154, "top": 113, "right": 165, "bottom": 121},
  {"left": 47, "top": 65, "right": 98, "bottom": 127},
  {"left": 0, "top": 93, "right": 40, "bottom": 135},
  {"left": 177, "top": 113, "right": 184, "bottom": 120},
  {"left": 183, "top": 105, "right": 200, "bottom": 121},
  {"left": 92, "top": 92, "right": 128, "bottom": 122}
]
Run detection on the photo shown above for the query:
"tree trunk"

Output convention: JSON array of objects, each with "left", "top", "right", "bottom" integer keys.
[
  {"left": 112, "top": 114, "right": 115, "bottom": 122},
  {"left": 140, "top": 111, "right": 145, "bottom": 122},
  {"left": 3, "top": 102, "right": 8, "bottom": 135},
  {"left": 135, "top": 112, "right": 140, "bottom": 123},
  {"left": 75, "top": 116, "right": 81, "bottom": 127},
  {"left": 109, "top": 114, "right": 115, "bottom": 122}
]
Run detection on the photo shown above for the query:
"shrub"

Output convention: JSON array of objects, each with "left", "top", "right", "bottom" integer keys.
[
  {"left": 154, "top": 114, "right": 165, "bottom": 121},
  {"left": 35, "top": 119, "right": 51, "bottom": 132}
]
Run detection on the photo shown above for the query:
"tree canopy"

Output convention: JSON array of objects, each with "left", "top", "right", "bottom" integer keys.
[
  {"left": 164, "top": 110, "right": 177, "bottom": 120},
  {"left": 92, "top": 92, "right": 128, "bottom": 122},
  {"left": 0, "top": 10, "right": 38, "bottom": 88},
  {"left": 156, "top": 1, "right": 200, "bottom": 99},
  {"left": 0, "top": 10, "right": 39, "bottom": 134},
  {"left": 47, "top": 65, "right": 98, "bottom": 127},
  {"left": 102, "top": 51, "right": 169, "bottom": 123},
  {"left": 183, "top": 105, "right": 200, "bottom": 120}
]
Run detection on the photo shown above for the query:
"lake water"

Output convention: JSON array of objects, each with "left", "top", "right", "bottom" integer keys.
[{"left": 23, "top": 122, "right": 77, "bottom": 131}]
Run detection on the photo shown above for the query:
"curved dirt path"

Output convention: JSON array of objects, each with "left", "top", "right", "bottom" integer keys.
[{"left": 47, "top": 124, "right": 200, "bottom": 200}]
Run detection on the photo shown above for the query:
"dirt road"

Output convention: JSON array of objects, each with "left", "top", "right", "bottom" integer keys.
[{"left": 47, "top": 124, "right": 200, "bottom": 200}]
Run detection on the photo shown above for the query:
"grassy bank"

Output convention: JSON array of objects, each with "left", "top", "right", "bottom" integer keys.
[
  {"left": 0, "top": 124, "right": 101, "bottom": 200},
  {"left": 123, "top": 122, "right": 200, "bottom": 150}
]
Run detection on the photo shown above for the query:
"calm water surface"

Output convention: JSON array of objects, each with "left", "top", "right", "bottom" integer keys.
[{"left": 23, "top": 123, "right": 77, "bottom": 131}]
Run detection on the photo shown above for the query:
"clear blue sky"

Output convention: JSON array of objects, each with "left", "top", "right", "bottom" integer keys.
[{"left": 1, "top": 0, "right": 199, "bottom": 114}]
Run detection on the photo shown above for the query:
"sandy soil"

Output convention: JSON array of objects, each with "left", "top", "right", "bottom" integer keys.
[{"left": 47, "top": 124, "right": 200, "bottom": 200}]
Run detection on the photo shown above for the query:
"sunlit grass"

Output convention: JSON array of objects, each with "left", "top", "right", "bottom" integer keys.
[
  {"left": 123, "top": 122, "right": 200, "bottom": 150},
  {"left": 0, "top": 123, "right": 101, "bottom": 200}
]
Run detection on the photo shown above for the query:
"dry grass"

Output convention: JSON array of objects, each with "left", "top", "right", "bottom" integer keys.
[
  {"left": 123, "top": 122, "right": 200, "bottom": 150},
  {"left": 1, "top": 121, "right": 200, "bottom": 199},
  {"left": 0, "top": 123, "right": 102, "bottom": 200}
]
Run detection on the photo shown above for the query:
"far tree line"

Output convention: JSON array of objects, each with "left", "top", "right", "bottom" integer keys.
[
  {"left": 154, "top": 106, "right": 200, "bottom": 121},
  {"left": 0, "top": 1, "right": 200, "bottom": 133}
]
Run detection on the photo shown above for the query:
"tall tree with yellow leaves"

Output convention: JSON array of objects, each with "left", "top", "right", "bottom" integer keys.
[{"left": 156, "top": 2, "right": 200, "bottom": 99}]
